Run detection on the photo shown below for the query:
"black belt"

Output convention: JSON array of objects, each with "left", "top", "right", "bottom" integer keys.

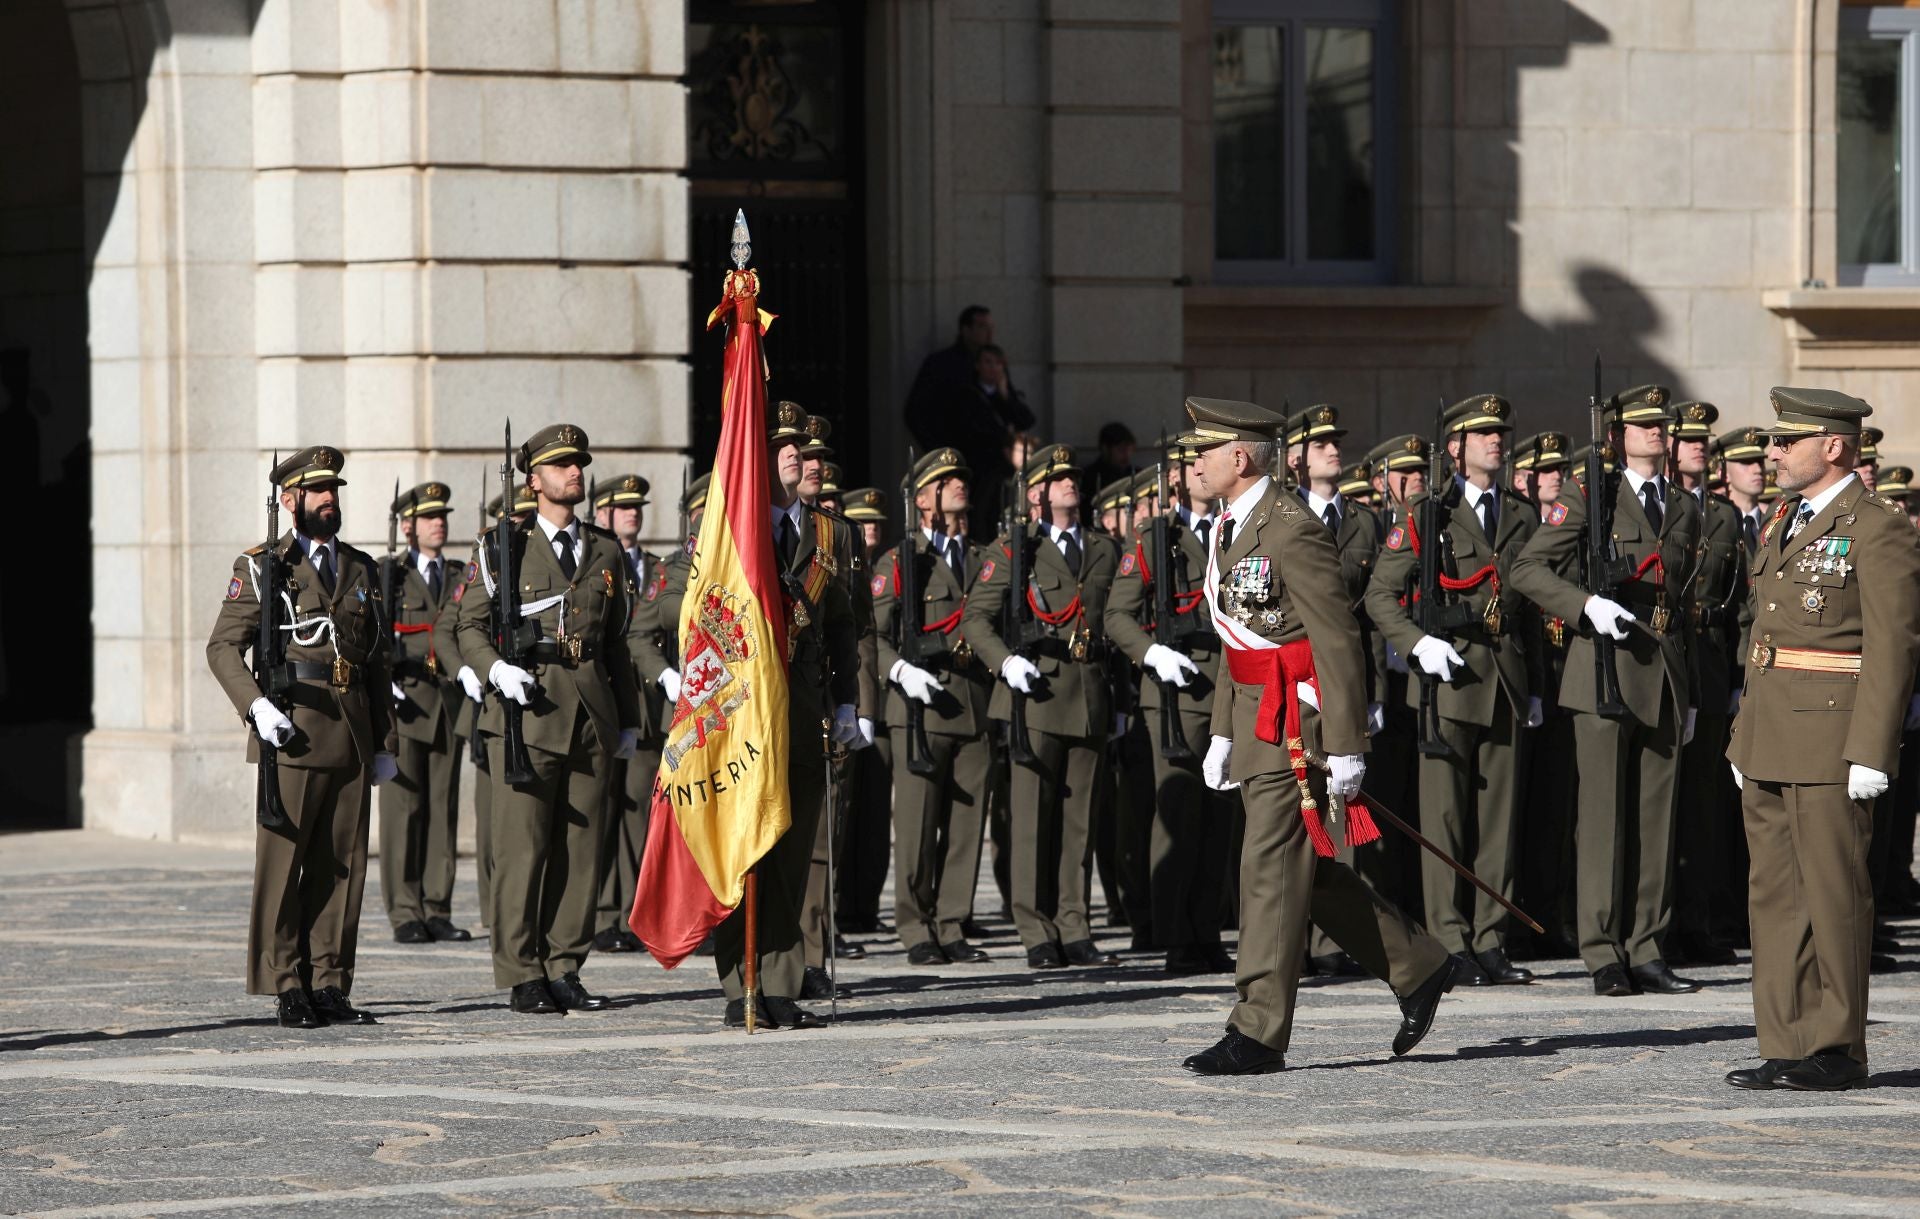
[
  {"left": 392, "top": 658, "right": 439, "bottom": 682},
  {"left": 286, "top": 660, "right": 359, "bottom": 685},
  {"left": 1030, "top": 636, "right": 1107, "bottom": 663},
  {"left": 527, "top": 639, "right": 601, "bottom": 665}
]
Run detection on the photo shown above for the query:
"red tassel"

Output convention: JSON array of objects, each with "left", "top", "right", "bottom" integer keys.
[
  {"left": 1345, "top": 800, "right": 1382, "bottom": 848},
  {"left": 1302, "top": 804, "right": 1337, "bottom": 859}
]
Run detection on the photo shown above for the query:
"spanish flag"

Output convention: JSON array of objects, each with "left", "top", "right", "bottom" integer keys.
[{"left": 629, "top": 255, "right": 790, "bottom": 968}]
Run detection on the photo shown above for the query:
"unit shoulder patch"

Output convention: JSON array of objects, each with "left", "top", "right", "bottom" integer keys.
[
  {"left": 871, "top": 572, "right": 887, "bottom": 596},
  {"left": 225, "top": 576, "right": 243, "bottom": 601},
  {"left": 1385, "top": 526, "right": 1405, "bottom": 551},
  {"left": 1119, "top": 552, "right": 1136, "bottom": 576},
  {"left": 979, "top": 558, "right": 996, "bottom": 583},
  {"left": 1547, "top": 503, "right": 1569, "bottom": 526}
]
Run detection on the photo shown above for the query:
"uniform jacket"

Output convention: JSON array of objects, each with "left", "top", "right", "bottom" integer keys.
[
  {"left": 1320, "top": 493, "right": 1389, "bottom": 707},
  {"left": 780, "top": 503, "right": 862, "bottom": 727},
  {"left": 631, "top": 540, "right": 692, "bottom": 688},
  {"left": 618, "top": 545, "right": 668, "bottom": 741},
  {"left": 207, "top": 531, "right": 397, "bottom": 770},
  {"left": 1509, "top": 474, "right": 1701, "bottom": 727},
  {"left": 1365, "top": 481, "right": 1539, "bottom": 727},
  {"left": 452, "top": 518, "right": 641, "bottom": 757},
  {"left": 1686, "top": 489, "right": 1752, "bottom": 713},
  {"left": 1207, "top": 480, "right": 1369, "bottom": 776},
  {"left": 820, "top": 506, "right": 881, "bottom": 721},
  {"left": 872, "top": 531, "right": 993, "bottom": 737},
  {"left": 1104, "top": 516, "right": 1219, "bottom": 718},
  {"left": 381, "top": 553, "right": 460, "bottom": 748},
  {"left": 430, "top": 546, "right": 481, "bottom": 742},
  {"left": 1728, "top": 479, "right": 1920, "bottom": 782},
  {"left": 961, "top": 521, "right": 1119, "bottom": 739}
]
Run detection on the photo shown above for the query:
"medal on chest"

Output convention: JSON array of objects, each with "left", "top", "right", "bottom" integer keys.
[
  {"left": 1793, "top": 536, "right": 1853, "bottom": 583},
  {"left": 1222, "top": 556, "right": 1278, "bottom": 629}
]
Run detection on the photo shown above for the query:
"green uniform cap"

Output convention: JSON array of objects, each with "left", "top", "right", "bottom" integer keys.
[
  {"left": 769, "top": 400, "right": 809, "bottom": 445},
  {"left": 910, "top": 447, "right": 970, "bottom": 489},
  {"left": 1668, "top": 400, "right": 1719, "bottom": 438},
  {"left": 1367, "top": 433, "right": 1431, "bottom": 472},
  {"left": 1763, "top": 385, "right": 1872, "bottom": 438},
  {"left": 393, "top": 481, "right": 452, "bottom": 516},
  {"left": 1569, "top": 442, "right": 1617, "bottom": 478},
  {"left": 593, "top": 473, "right": 651, "bottom": 510},
  {"left": 1718, "top": 426, "right": 1767, "bottom": 462},
  {"left": 1338, "top": 463, "right": 1372, "bottom": 498},
  {"left": 487, "top": 485, "right": 538, "bottom": 518},
  {"left": 819, "top": 461, "right": 844, "bottom": 494},
  {"left": 1445, "top": 393, "right": 1514, "bottom": 434},
  {"left": 1608, "top": 384, "right": 1674, "bottom": 426},
  {"left": 1024, "top": 442, "right": 1078, "bottom": 486},
  {"left": 801, "top": 414, "right": 834, "bottom": 458},
  {"left": 1128, "top": 468, "right": 1161, "bottom": 502},
  {"left": 1284, "top": 403, "right": 1347, "bottom": 446},
  {"left": 516, "top": 423, "right": 592, "bottom": 473},
  {"left": 1094, "top": 474, "right": 1135, "bottom": 511},
  {"left": 682, "top": 472, "right": 712, "bottom": 515},
  {"left": 1876, "top": 464, "right": 1911, "bottom": 497},
  {"left": 1175, "top": 396, "right": 1285, "bottom": 449},
  {"left": 1513, "top": 431, "right": 1570, "bottom": 471},
  {"left": 272, "top": 445, "right": 347, "bottom": 490},
  {"left": 1859, "top": 425, "right": 1884, "bottom": 461},
  {"left": 842, "top": 487, "right": 887, "bottom": 521}
]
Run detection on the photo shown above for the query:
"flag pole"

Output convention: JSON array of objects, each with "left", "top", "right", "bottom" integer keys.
[{"left": 743, "top": 869, "right": 759, "bottom": 1034}]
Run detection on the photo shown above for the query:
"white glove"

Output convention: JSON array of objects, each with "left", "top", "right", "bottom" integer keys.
[
  {"left": 1366, "top": 702, "right": 1385, "bottom": 736},
  {"left": 457, "top": 665, "right": 484, "bottom": 702},
  {"left": 659, "top": 667, "right": 682, "bottom": 704},
  {"left": 1849, "top": 764, "right": 1891, "bottom": 802},
  {"left": 889, "top": 659, "right": 942, "bottom": 706},
  {"left": 1906, "top": 693, "right": 1920, "bottom": 732},
  {"left": 1328, "top": 753, "right": 1366, "bottom": 800},
  {"left": 829, "top": 703, "right": 862, "bottom": 747},
  {"left": 391, "top": 681, "right": 407, "bottom": 703},
  {"left": 856, "top": 717, "right": 876, "bottom": 749},
  {"left": 1683, "top": 707, "right": 1698, "bottom": 746},
  {"left": 1202, "top": 735, "right": 1236, "bottom": 791},
  {"left": 1001, "top": 655, "right": 1042, "bottom": 694},
  {"left": 1143, "top": 643, "right": 1199, "bottom": 688},
  {"left": 370, "top": 752, "right": 399, "bottom": 786},
  {"left": 1583, "top": 595, "right": 1634, "bottom": 641},
  {"left": 1730, "top": 761, "right": 1744, "bottom": 791},
  {"left": 615, "top": 727, "right": 639, "bottom": 760},
  {"left": 250, "top": 697, "right": 296, "bottom": 747},
  {"left": 1410, "top": 634, "right": 1465, "bottom": 681},
  {"left": 1525, "top": 696, "right": 1544, "bottom": 729},
  {"left": 1728, "top": 687, "right": 1743, "bottom": 718},
  {"left": 489, "top": 660, "right": 536, "bottom": 707}
]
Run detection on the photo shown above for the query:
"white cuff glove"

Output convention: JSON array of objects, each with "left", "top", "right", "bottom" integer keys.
[
  {"left": 1001, "top": 655, "right": 1042, "bottom": 694},
  {"left": 391, "top": 681, "right": 407, "bottom": 703},
  {"left": 1203, "top": 735, "right": 1236, "bottom": 791},
  {"left": 659, "top": 667, "right": 682, "bottom": 704},
  {"left": 250, "top": 697, "right": 295, "bottom": 747},
  {"left": 370, "top": 752, "right": 399, "bottom": 786},
  {"left": 1366, "top": 702, "right": 1385, "bottom": 737},
  {"left": 489, "top": 660, "right": 537, "bottom": 707},
  {"left": 1729, "top": 761, "right": 1744, "bottom": 791},
  {"left": 1524, "top": 696, "right": 1544, "bottom": 729},
  {"left": 1410, "top": 634, "right": 1465, "bottom": 682},
  {"left": 615, "top": 727, "right": 639, "bottom": 760},
  {"left": 1328, "top": 753, "right": 1366, "bottom": 800},
  {"left": 1583, "top": 595, "right": 1634, "bottom": 641},
  {"left": 889, "top": 659, "right": 942, "bottom": 706},
  {"left": 1728, "top": 687, "right": 1743, "bottom": 718},
  {"left": 1143, "top": 643, "right": 1199, "bottom": 688},
  {"left": 1849, "top": 763, "right": 1891, "bottom": 802},
  {"left": 1683, "top": 707, "right": 1698, "bottom": 746},
  {"left": 457, "top": 665, "right": 484, "bottom": 702},
  {"left": 856, "top": 716, "right": 876, "bottom": 749},
  {"left": 829, "top": 703, "right": 862, "bottom": 747}
]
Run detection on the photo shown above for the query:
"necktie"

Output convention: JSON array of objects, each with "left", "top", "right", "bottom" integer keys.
[
  {"left": 1741, "top": 514, "right": 1758, "bottom": 553},
  {"left": 315, "top": 544, "right": 335, "bottom": 593},
  {"left": 948, "top": 538, "right": 966, "bottom": 580},
  {"left": 1786, "top": 501, "right": 1814, "bottom": 541},
  {"left": 555, "top": 528, "right": 577, "bottom": 579},
  {"left": 1321, "top": 503, "right": 1338, "bottom": 533},
  {"left": 1641, "top": 481, "right": 1664, "bottom": 533},
  {"left": 1478, "top": 493, "right": 1497, "bottom": 539},
  {"left": 427, "top": 558, "right": 443, "bottom": 603},
  {"left": 1194, "top": 519, "right": 1210, "bottom": 552},
  {"left": 1061, "top": 530, "right": 1082, "bottom": 577},
  {"left": 631, "top": 550, "right": 644, "bottom": 587},
  {"left": 778, "top": 513, "right": 798, "bottom": 568},
  {"left": 1218, "top": 513, "right": 1234, "bottom": 553}
]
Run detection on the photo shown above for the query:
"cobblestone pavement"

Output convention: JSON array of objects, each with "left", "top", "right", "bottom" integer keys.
[{"left": 3, "top": 831, "right": 1919, "bottom": 1217}]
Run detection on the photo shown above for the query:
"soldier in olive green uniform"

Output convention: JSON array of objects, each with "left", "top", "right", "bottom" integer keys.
[
  {"left": 840, "top": 487, "right": 899, "bottom": 935},
  {"left": 1366, "top": 395, "right": 1540, "bottom": 986},
  {"left": 1177, "top": 399, "right": 1454, "bottom": 1076},
  {"left": 1725, "top": 388, "right": 1920, "bottom": 1091},
  {"left": 453, "top": 424, "right": 642, "bottom": 1016},
  {"left": 1104, "top": 451, "right": 1234, "bottom": 974},
  {"left": 1088, "top": 474, "right": 1155, "bottom": 942},
  {"left": 593, "top": 473, "right": 664, "bottom": 954},
  {"left": 1666, "top": 404, "right": 1750, "bottom": 967},
  {"left": 874, "top": 449, "right": 996, "bottom": 964},
  {"left": 629, "top": 474, "right": 707, "bottom": 714},
  {"left": 961, "top": 444, "right": 1124, "bottom": 969},
  {"left": 1510, "top": 386, "right": 1705, "bottom": 997},
  {"left": 207, "top": 446, "right": 399, "bottom": 1028}
]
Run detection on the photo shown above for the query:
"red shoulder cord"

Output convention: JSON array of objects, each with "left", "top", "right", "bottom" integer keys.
[
  {"left": 891, "top": 555, "right": 966, "bottom": 634},
  {"left": 393, "top": 621, "right": 434, "bottom": 668},
  {"left": 1403, "top": 513, "right": 1500, "bottom": 598},
  {"left": 1135, "top": 541, "right": 1204, "bottom": 625}
]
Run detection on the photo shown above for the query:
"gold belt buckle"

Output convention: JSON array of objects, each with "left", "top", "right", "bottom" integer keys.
[
  {"left": 1751, "top": 643, "right": 1775, "bottom": 671},
  {"left": 563, "top": 634, "right": 583, "bottom": 664},
  {"left": 1649, "top": 603, "right": 1671, "bottom": 634},
  {"left": 330, "top": 655, "right": 353, "bottom": 692},
  {"left": 951, "top": 637, "right": 973, "bottom": 666},
  {"left": 425, "top": 653, "right": 439, "bottom": 676},
  {"left": 1482, "top": 598, "right": 1503, "bottom": 636},
  {"left": 1068, "top": 629, "right": 1089, "bottom": 662},
  {"left": 1546, "top": 617, "right": 1566, "bottom": 649}
]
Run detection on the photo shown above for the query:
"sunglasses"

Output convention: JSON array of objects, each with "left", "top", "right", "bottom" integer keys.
[{"left": 1765, "top": 433, "right": 1828, "bottom": 451}]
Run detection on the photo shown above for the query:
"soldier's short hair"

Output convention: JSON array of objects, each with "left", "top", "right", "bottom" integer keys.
[{"left": 1239, "top": 440, "right": 1276, "bottom": 473}]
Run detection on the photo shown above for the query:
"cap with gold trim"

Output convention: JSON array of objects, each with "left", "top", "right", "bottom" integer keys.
[
  {"left": 683, "top": 472, "right": 712, "bottom": 516},
  {"left": 1717, "top": 426, "right": 1766, "bottom": 462},
  {"left": 909, "top": 446, "right": 970, "bottom": 489},
  {"left": 393, "top": 480, "right": 452, "bottom": 516},
  {"left": 1569, "top": 442, "right": 1617, "bottom": 480},
  {"left": 1284, "top": 403, "right": 1346, "bottom": 446},
  {"left": 1607, "top": 384, "right": 1675, "bottom": 426},
  {"left": 819, "top": 461, "right": 844, "bottom": 495},
  {"left": 1023, "top": 443, "right": 1078, "bottom": 486},
  {"left": 769, "top": 400, "right": 809, "bottom": 445},
  {"left": 842, "top": 487, "right": 887, "bottom": 521},
  {"left": 1761, "top": 386, "right": 1872, "bottom": 439},
  {"left": 1859, "top": 424, "right": 1884, "bottom": 462},
  {"left": 1669, "top": 400, "right": 1719, "bottom": 439},
  {"left": 802, "top": 414, "right": 834, "bottom": 458},
  {"left": 1128, "top": 468, "right": 1161, "bottom": 504},
  {"left": 272, "top": 446, "right": 347, "bottom": 490},
  {"left": 592, "top": 473, "right": 651, "bottom": 510},
  {"left": 1444, "top": 393, "right": 1514, "bottom": 434},
  {"left": 1174, "top": 396, "right": 1285, "bottom": 449},
  {"left": 516, "top": 423, "right": 591, "bottom": 473},
  {"left": 1338, "top": 462, "right": 1373, "bottom": 499},
  {"left": 1367, "top": 433, "right": 1430, "bottom": 473},
  {"left": 487, "top": 485, "right": 538, "bottom": 518},
  {"left": 1094, "top": 475, "right": 1135, "bottom": 513},
  {"left": 1513, "top": 431, "right": 1569, "bottom": 471},
  {"left": 1876, "top": 464, "right": 1911, "bottom": 497}
]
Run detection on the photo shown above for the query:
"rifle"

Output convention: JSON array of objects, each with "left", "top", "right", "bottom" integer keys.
[
  {"left": 1413, "top": 396, "right": 1476, "bottom": 759},
  {"left": 469, "top": 465, "right": 488, "bottom": 768},
  {"left": 1585, "top": 356, "right": 1630, "bottom": 719},
  {"left": 1149, "top": 439, "right": 1195, "bottom": 761},
  {"left": 253, "top": 456, "right": 291, "bottom": 830},
  {"left": 1003, "top": 469, "right": 1040, "bottom": 768},
  {"left": 384, "top": 479, "right": 403, "bottom": 670},
  {"left": 495, "top": 421, "right": 537, "bottom": 784},
  {"left": 897, "top": 448, "right": 938, "bottom": 777}
]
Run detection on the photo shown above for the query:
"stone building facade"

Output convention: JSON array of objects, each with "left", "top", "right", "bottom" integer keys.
[{"left": 0, "top": 0, "right": 1905, "bottom": 838}]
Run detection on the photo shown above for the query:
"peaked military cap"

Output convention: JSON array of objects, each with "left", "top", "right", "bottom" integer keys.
[
  {"left": 842, "top": 487, "right": 887, "bottom": 521},
  {"left": 1608, "top": 384, "right": 1674, "bottom": 426},
  {"left": 801, "top": 414, "right": 834, "bottom": 458},
  {"left": 1445, "top": 393, "right": 1514, "bottom": 434},
  {"left": 1284, "top": 403, "right": 1346, "bottom": 446},
  {"left": 1763, "top": 386, "right": 1872, "bottom": 438},
  {"left": 1859, "top": 424, "right": 1884, "bottom": 460},
  {"left": 593, "top": 473, "right": 650, "bottom": 509},
  {"left": 1718, "top": 426, "right": 1766, "bottom": 462},
  {"left": 517, "top": 423, "right": 591, "bottom": 473},
  {"left": 909, "top": 446, "right": 970, "bottom": 489},
  {"left": 819, "top": 461, "right": 844, "bottom": 494},
  {"left": 1568, "top": 442, "right": 1617, "bottom": 478},
  {"left": 272, "top": 446, "right": 347, "bottom": 490},
  {"left": 1094, "top": 475, "right": 1135, "bottom": 512},
  {"left": 1876, "top": 465, "right": 1911, "bottom": 497},
  {"left": 1513, "top": 431, "right": 1569, "bottom": 471},
  {"left": 1023, "top": 443, "right": 1078, "bottom": 486},
  {"left": 1338, "top": 463, "right": 1373, "bottom": 498},
  {"left": 1367, "top": 433, "right": 1431, "bottom": 473},
  {"left": 683, "top": 472, "right": 712, "bottom": 515},
  {"left": 1129, "top": 468, "right": 1161, "bottom": 502},
  {"left": 769, "top": 400, "right": 809, "bottom": 444},
  {"left": 487, "top": 486, "right": 538, "bottom": 518},
  {"left": 1669, "top": 400, "right": 1719, "bottom": 438},
  {"left": 1176, "top": 396, "right": 1284, "bottom": 448},
  {"left": 393, "top": 481, "right": 452, "bottom": 516}
]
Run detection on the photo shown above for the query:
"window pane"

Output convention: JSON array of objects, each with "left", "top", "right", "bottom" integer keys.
[
  {"left": 1214, "top": 25, "right": 1286, "bottom": 261},
  {"left": 1837, "top": 33, "right": 1901, "bottom": 266},
  {"left": 1304, "top": 25, "right": 1375, "bottom": 261}
]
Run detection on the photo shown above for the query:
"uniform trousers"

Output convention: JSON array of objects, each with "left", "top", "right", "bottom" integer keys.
[
  {"left": 487, "top": 709, "right": 608, "bottom": 988},
  {"left": 249, "top": 762, "right": 370, "bottom": 996}
]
